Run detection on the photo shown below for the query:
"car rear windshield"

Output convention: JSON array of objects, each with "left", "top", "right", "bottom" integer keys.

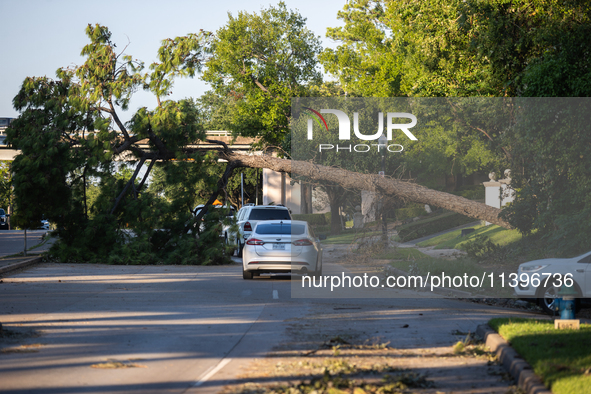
[
  {"left": 256, "top": 223, "right": 305, "bottom": 235},
  {"left": 249, "top": 208, "right": 291, "bottom": 220}
]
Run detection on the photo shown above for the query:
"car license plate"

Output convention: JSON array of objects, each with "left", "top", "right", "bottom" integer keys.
[{"left": 272, "top": 243, "right": 285, "bottom": 250}]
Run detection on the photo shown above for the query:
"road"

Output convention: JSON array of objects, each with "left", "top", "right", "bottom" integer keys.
[
  {"left": 0, "top": 255, "right": 536, "bottom": 394},
  {"left": 0, "top": 230, "right": 48, "bottom": 258}
]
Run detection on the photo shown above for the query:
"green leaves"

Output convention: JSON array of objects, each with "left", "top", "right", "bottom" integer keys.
[
  {"left": 202, "top": 2, "right": 322, "bottom": 146},
  {"left": 7, "top": 24, "right": 230, "bottom": 264},
  {"left": 0, "top": 161, "right": 11, "bottom": 210},
  {"left": 320, "top": 0, "right": 402, "bottom": 97},
  {"left": 501, "top": 99, "right": 591, "bottom": 254},
  {"left": 147, "top": 31, "right": 212, "bottom": 103}
]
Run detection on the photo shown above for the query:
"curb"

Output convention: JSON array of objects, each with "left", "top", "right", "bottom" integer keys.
[
  {"left": 476, "top": 324, "right": 552, "bottom": 394},
  {"left": 0, "top": 256, "right": 43, "bottom": 275}
]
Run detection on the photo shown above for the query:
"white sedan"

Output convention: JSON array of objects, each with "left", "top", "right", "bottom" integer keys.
[
  {"left": 242, "top": 220, "right": 322, "bottom": 279},
  {"left": 514, "top": 250, "right": 591, "bottom": 313}
]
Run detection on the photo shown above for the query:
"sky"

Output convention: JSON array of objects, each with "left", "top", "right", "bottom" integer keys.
[{"left": 0, "top": 0, "right": 346, "bottom": 122}]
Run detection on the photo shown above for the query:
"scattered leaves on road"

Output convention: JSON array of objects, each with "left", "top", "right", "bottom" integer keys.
[{"left": 1, "top": 343, "right": 43, "bottom": 354}]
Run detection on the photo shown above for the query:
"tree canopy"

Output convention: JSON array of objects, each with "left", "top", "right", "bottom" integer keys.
[
  {"left": 320, "top": 0, "right": 591, "bottom": 253},
  {"left": 202, "top": 2, "right": 322, "bottom": 146},
  {"left": 7, "top": 24, "right": 230, "bottom": 264},
  {"left": 0, "top": 161, "right": 10, "bottom": 210}
]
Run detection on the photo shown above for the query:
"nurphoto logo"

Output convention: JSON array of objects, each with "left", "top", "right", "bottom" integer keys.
[{"left": 303, "top": 107, "right": 417, "bottom": 153}]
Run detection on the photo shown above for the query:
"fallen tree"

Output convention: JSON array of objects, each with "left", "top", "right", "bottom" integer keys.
[{"left": 215, "top": 150, "right": 512, "bottom": 229}]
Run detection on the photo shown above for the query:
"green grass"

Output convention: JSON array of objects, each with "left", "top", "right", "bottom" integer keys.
[
  {"left": 416, "top": 224, "right": 522, "bottom": 250},
  {"left": 394, "top": 211, "right": 477, "bottom": 242},
  {"left": 321, "top": 230, "right": 383, "bottom": 245},
  {"left": 388, "top": 256, "right": 513, "bottom": 296},
  {"left": 389, "top": 256, "right": 486, "bottom": 278},
  {"left": 396, "top": 211, "right": 456, "bottom": 231},
  {"left": 488, "top": 318, "right": 591, "bottom": 394}
]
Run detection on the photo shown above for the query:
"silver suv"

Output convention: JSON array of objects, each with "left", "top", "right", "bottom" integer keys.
[{"left": 233, "top": 205, "right": 291, "bottom": 256}]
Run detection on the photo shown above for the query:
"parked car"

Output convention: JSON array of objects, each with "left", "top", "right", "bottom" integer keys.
[
  {"left": 192, "top": 204, "right": 236, "bottom": 242},
  {"left": 232, "top": 204, "right": 292, "bottom": 256},
  {"left": 40, "top": 218, "right": 50, "bottom": 230},
  {"left": 0, "top": 208, "right": 8, "bottom": 229},
  {"left": 242, "top": 220, "right": 322, "bottom": 279},
  {"left": 514, "top": 250, "right": 591, "bottom": 313}
]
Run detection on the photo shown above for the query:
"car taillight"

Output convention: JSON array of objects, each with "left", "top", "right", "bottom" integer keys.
[
  {"left": 292, "top": 239, "right": 313, "bottom": 246},
  {"left": 244, "top": 222, "right": 252, "bottom": 231},
  {"left": 246, "top": 238, "right": 265, "bottom": 245}
]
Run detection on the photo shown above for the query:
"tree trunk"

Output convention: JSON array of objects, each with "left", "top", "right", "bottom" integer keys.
[
  {"left": 324, "top": 186, "right": 344, "bottom": 235},
  {"left": 300, "top": 183, "right": 312, "bottom": 214},
  {"left": 219, "top": 152, "right": 513, "bottom": 229}
]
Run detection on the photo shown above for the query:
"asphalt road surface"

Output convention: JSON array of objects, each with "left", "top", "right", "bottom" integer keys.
[
  {"left": 0, "top": 257, "right": 534, "bottom": 394},
  {"left": 0, "top": 230, "right": 48, "bottom": 258}
]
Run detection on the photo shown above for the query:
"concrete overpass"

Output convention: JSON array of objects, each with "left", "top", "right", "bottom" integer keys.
[
  {"left": 0, "top": 129, "right": 256, "bottom": 161},
  {"left": 0, "top": 126, "right": 310, "bottom": 214}
]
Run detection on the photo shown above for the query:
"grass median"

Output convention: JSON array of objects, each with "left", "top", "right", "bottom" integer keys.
[
  {"left": 488, "top": 317, "right": 591, "bottom": 394},
  {"left": 321, "top": 230, "right": 383, "bottom": 245},
  {"left": 417, "top": 224, "right": 522, "bottom": 250}
]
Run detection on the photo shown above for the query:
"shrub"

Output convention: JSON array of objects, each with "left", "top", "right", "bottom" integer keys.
[
  {"left": 395, "top": 204, "right": 429, "bottom": 221},
  {"left": 292, "top": 213, "right": 327, "bottom": 226},
  {"left": 450, "top": 186, "right": 485, "bottom": 200},
  {"left": 313, "top": 224, "right": 331, "bottom": 234},
  {"left": 464, "top": 234, "right": 498, "bottom": 259}
]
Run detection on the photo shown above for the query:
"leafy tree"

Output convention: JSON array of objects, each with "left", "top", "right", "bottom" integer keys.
[
  {"left": 323, "top": 0, "right": 591, "bottom": 97},
  {"left": 321, "top": 1, "right": 591, "bottom": 249},
  {"left": 7, "top": 24, "right": 232, "bottom": 264},
  {"left": 0, "top": 161, "right": 11, "bottom": 210},
  {"left": 319, "top": 1, "right": 509, "bottom": 190},
  {"left": 149, "top": 160, "right": 261, "bottom": 212},
  {"left": 501, "top": 99, "right": 591, "bottom": 254},
  {"left": 196, "top": 91, "right": 237, "bottom": 132},
  {"left": 462, "top": 0, "right": 591, "bottom": 97},
  {"left": 202, "top": 2, "right": 323, "bottom": 146},
  {"left": 320, "top": 0, "right": 403, "bottom": 97},
  {"left": 320, "top": 0, "right": 486, "bottom": 97}
]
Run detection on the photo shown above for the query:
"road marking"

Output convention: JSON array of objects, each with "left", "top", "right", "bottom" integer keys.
[
  {"left": 192, "top": 358, "right": 232, "bottom": 387},
  {"left": 241, "top": 289, "right": 252, "bottom": 296},
  {"left": 273, "top": 290, "right": 279, "bottom": 299}
]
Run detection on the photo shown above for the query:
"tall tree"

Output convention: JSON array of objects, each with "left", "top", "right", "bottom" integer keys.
[
  {"left": 7, "top": 24, "right": 231, "bottom": 264},
  {"left": 320, "top": 0, "right": 403, "bottom": 97},
  {"left": 0, "top": 161, "right": 11, "bottom": 210},
  {"left": 321, "top": 1, "right": 591, "bottom": 248},
  {"left": 202, "top": 2, "right": 322, "bottom": 146},
  {"left": 501, "top": 99, "right": 591, "bottom": 254}
]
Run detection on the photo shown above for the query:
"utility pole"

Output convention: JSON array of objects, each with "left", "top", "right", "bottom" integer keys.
[{"left": 378, "top": 134, "right": 388, "bottom": 250}]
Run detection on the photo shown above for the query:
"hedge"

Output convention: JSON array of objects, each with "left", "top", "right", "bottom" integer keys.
[
  {"left": 395, "top": 205, "right": 429, "bottom": 221},
  {"left": 397, "top": 211, "right": 477, "bottom": 242}
]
